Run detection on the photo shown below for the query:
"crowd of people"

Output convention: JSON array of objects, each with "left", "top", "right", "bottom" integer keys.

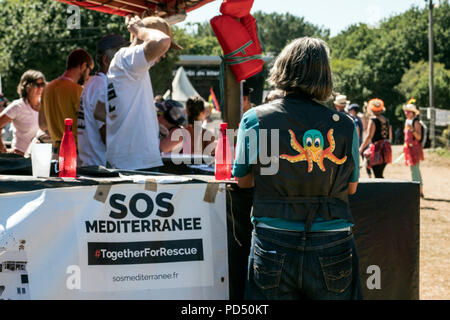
[
  {"left": 329, "top": 93, "right": 425, "bottom": 195},
  {"left": 0, "top": 16, "right": 217, "bottom": 172},
  {"left": 0, "top": 14, "right": 426, "bottom": 184},
  {"left": 0, "top": 16, "right": 429, "bottom": 300}
]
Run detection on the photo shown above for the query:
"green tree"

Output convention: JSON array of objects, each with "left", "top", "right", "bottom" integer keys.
[
  {"left": 185, "top": 21, "right": 216, "bottom": 38},
  {"left": 252, "top": 11, "right": 330, "bottom": 56},
  {"left": 329, "top": 23, "right": 376, "bottom": 60},
  {"left": 396, "top": 60, "right": 450, "bottom": 110},
  {"left": 182, "top": 13, "right": 330, "bottom": 57},
  {"left": 331, "top": 58, "right": 372, "bottom": 106},
  {"left": 430, "top": 0, "right": 450, "bottom": 68},
  {"left": 175, "top": 24, "right": 222, "bottom": 56},
  {"left": 328, "top": 1, "right": 450, "bottom": 127},
  {"left": 0, "top": 0, "right": 127, "bottom": 99}
]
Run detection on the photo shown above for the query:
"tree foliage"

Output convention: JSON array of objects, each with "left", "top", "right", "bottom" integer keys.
[
  {"left": 175, "top": 23, "right": 222, "bottom": 56},
  {"left": 328, "top": 1, "right": 450, "bottom": 128},
  {"left": 0, "top": 0, "right": 449, "bottom": 126},
  {"left": 0, "top": 0, "right": 128, "bottom": 99},
  {"left": 396, "top": 60, "right": 450, "bottom": 111},
  {"left": 252, "top": 11, "right": 330, "bottom": 57},
  {"left": 329, "top": 23, "right": 376, "bottom": 60},
  {"left": 330, "top": 58, "right": 372, "bottom": 106}
]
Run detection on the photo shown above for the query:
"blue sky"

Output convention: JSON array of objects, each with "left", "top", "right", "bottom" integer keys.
[{"left": 180, "top": 0, "right": 428, "bottom": 36}]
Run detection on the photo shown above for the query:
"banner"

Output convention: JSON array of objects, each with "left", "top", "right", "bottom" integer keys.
[
  {"left": 436, "top": 108, "right": 450, "bottom": 126},
  {"left": 0, "top": 183, "right": 228, "bottom": 299}
]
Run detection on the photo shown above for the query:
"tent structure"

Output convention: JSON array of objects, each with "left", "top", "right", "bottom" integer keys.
[
  {"left": 163, "top": 67, "right": 200, "bottom": 104},
  {"left": 55, "top": 0, "right": 215, "bottom": 20}
]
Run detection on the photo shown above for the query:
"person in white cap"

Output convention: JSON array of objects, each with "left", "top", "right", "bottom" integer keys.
[
  {"left": 403, "top": 99, "right": 425, "bottom": 198},
  {"left": 106, "top": 15, "right": 182, "bottom": 171},
  {"left": 334, "top": 94, "right": 350, "bottom": 113}
]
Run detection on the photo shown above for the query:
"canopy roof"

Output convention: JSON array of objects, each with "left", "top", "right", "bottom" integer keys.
[{"left": 55, "top": 0, "right": 215, "bottom": 18}]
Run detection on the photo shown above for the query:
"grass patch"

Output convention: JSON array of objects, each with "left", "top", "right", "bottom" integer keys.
[{"left": 431, "top": 147, "right": 450, "bottom": 159}]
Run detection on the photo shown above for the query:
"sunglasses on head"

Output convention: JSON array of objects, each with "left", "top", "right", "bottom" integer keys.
[{"left": 31, "top": 81, "right": 45, "bottom": 88}]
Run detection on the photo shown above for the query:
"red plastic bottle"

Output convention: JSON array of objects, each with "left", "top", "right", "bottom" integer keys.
[
  {"left": 59, "top": 118, "right": 77, "bottom": 178},
  {"left": 215, "top": 123, "right": 232, "bottom": 180}
]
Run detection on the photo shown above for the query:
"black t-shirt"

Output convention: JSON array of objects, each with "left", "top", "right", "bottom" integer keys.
[{"left": 371, "top": 116, "right": 389, "bottom": 142}]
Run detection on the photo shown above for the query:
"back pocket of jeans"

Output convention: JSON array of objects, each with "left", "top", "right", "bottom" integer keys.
[
  {"left": 319, "top": 249, "right": 353, "bottom": 294},
  {"left": 252, "top": 244, "right": 285, "bottom": 290}
]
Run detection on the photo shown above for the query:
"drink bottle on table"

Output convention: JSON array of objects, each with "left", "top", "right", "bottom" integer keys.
[
  {"left": 215, "top": 122, "right": 231, "bottom": 180},
  {"left": 59, "top": 118, "right": 77, "bottom": 178}
]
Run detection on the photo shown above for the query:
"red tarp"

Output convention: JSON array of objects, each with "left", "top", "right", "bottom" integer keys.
[{"left": 55, "top": 0, "right": 215, "bottom": 17}]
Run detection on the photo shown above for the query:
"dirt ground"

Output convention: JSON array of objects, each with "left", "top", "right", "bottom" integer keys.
[{"left": 360, "top": 145, "right": 450, "bottom": 300}]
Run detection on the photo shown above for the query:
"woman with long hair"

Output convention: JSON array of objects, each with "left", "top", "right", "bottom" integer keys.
[
  {"left": 359, "top": 98, "right": 392, "bottom": 178},
  {"left": 185, "top": 96, "right": 215, "bottom": 155},
  {"left": 0, "top": 70, "right": 46, "bottom": 156}
]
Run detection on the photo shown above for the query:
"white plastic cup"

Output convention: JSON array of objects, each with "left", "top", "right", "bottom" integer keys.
[{"left": 31, "top": 143, "right": 52, "bottom": 178}]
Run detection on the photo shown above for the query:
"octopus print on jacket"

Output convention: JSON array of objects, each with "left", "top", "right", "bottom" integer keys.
[{"left": 280, "top": 129, "right": 347, "bottom": 172}]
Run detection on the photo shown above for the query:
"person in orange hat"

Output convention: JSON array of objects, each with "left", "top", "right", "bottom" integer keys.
[
  {"left": 359, "top": 98, "right": 392, "bottom": 178},
  {"left": 403, "top": 99, "right": 425, "bottom": 197}
]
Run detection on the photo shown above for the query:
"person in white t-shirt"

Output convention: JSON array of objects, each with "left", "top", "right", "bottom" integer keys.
[
  {"left": 0, "top": 70, "right": 46, "bottom": 156},
  {"left": 106, "top": 16, "right": 182, "bottom": 170},
  {"left": 77, "top": 34, "right": 129, "bottom": 167}
]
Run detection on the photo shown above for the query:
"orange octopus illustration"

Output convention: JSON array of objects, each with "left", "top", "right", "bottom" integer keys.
[{"left": 280, "top": 129, "right": 347, "bottom": 172}]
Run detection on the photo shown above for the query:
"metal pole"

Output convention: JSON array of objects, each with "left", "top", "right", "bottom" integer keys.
[{"left": 428, "top": 0, "right": 436, "bottom": 148}]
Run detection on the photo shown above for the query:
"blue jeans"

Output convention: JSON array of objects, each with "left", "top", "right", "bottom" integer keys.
[{"left": 245, "top": 227, "right": 363, "bottom": 300}]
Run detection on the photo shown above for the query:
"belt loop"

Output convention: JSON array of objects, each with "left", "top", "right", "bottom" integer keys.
[
  {"left": 303, "top": 209, "right": 315, "bottom": 240},
  {"left": 304, "top": 205, "right": 318, "bottom": 234}
]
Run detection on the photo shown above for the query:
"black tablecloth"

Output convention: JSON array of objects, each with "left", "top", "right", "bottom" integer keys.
[{"left": 222, "top": 181, "right": 419, "bottom": 300}]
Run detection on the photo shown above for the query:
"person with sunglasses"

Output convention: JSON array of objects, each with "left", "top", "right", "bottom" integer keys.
[{"left": 0, "top": 70, "right": 46, "bottom": 156}]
